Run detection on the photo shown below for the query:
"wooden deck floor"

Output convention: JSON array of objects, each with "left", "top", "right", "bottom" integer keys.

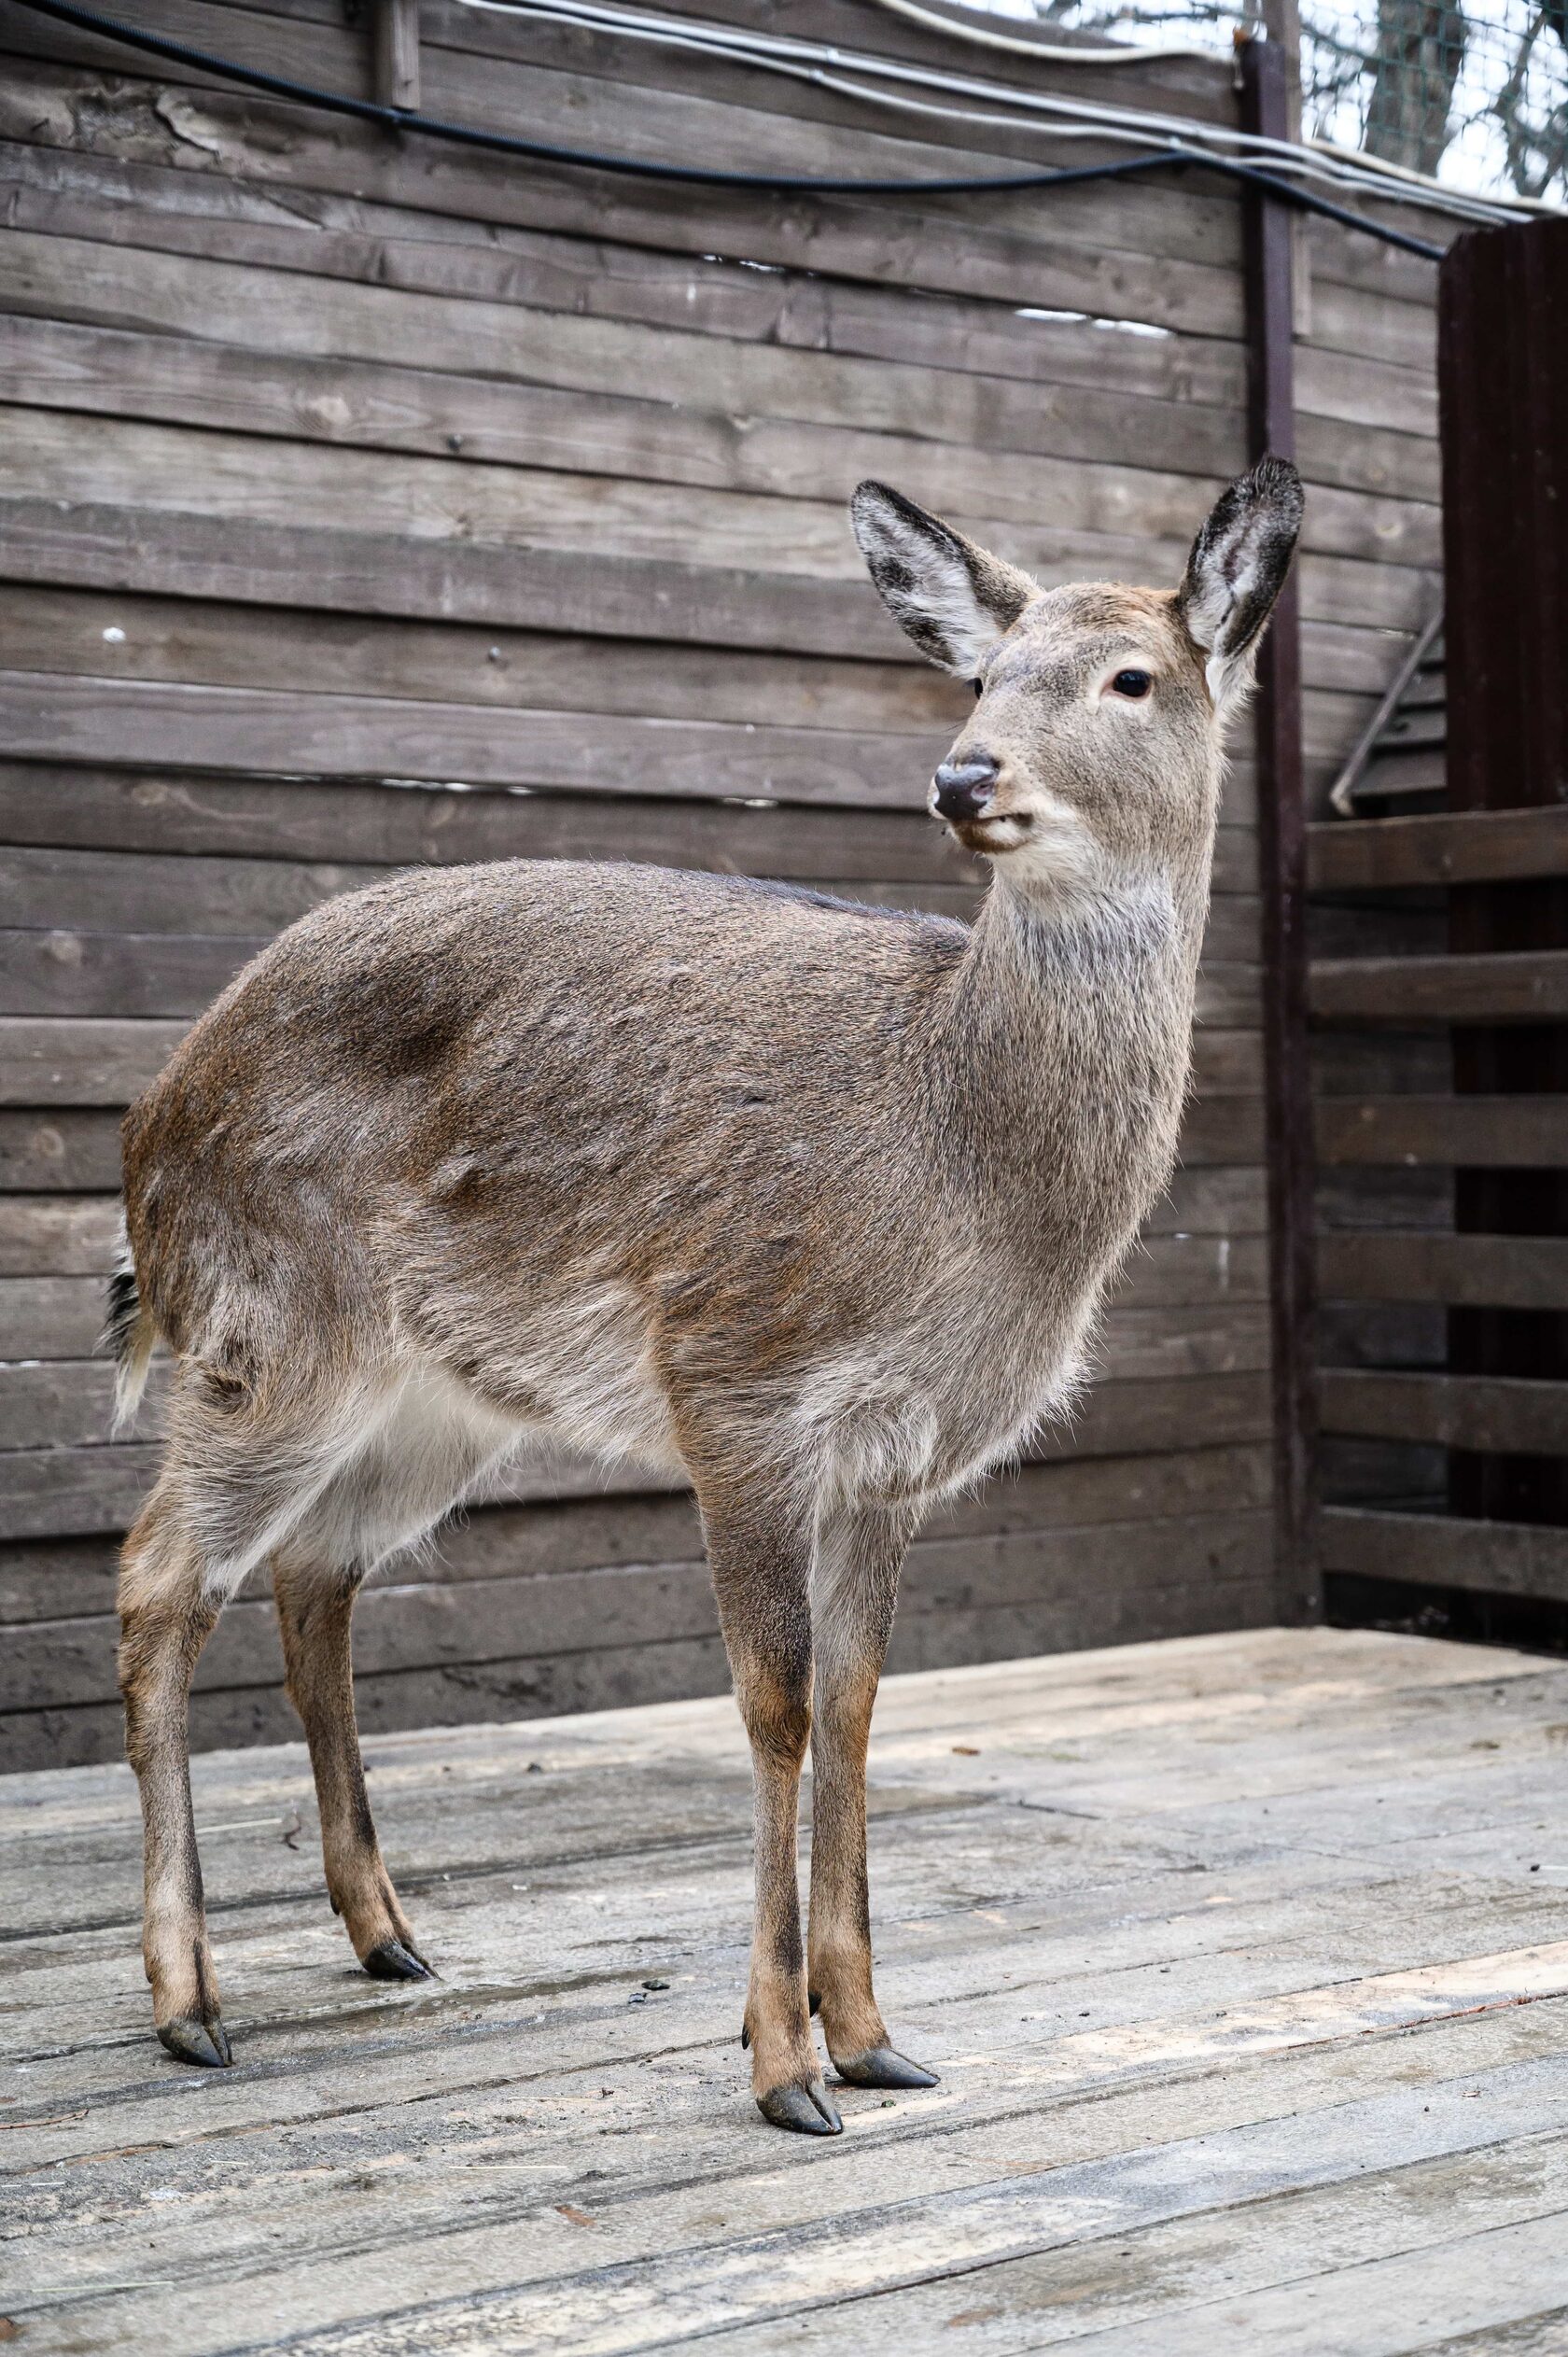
[{"left": 6, "top": 1626, "right": 1568, "bottom": 2354}]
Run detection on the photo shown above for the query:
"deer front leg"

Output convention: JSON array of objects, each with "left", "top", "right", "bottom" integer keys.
[
  {"left": 809, "top": 1504, "right": 938, "bottom": 2092},
  {"left": 272, "top": 1555, "right": 431, "bottom": 1982},
  {"left": 119, "top": 1491, "right": 230, "bottom": 2067},
  {"left": 700, "top": 1484, "right": 840, "bottom": 2137}
]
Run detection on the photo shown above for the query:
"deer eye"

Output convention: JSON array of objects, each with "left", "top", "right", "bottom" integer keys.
[
  {"left": 969, "top": 679, "right": 984, "bottom": 699},
  {"left": 1110, "top": 668, "right": 1153, "bottom": 699}
]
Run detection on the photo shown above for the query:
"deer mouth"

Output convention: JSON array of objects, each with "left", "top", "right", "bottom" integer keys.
[{"left": 949, "top": 811, "right": 1033, "bottom": 853}]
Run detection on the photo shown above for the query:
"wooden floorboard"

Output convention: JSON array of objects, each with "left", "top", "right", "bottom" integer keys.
[{"left": 4, "top": 1626, "right": 1568, "bottom": 2353}]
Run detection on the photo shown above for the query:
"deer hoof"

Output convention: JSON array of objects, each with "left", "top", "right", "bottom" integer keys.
[
  {"left": 363, "top": 1938, "right": 434, "bottom": 1982},
  {"left": 757, "top": 2077, "right": 843, "bottom": 2135},
  {"left": 833, "top": 2046, "right": 938, "bottom": 2090},
  {"left": 158, "top": 2014, "right": 231, "bottom": 2069}
]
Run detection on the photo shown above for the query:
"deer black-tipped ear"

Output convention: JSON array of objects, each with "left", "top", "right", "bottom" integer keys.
[
  {"left": 1176, "top": 456, "right": 1303, "bottom": 715},
  {"left": 850, "top": 482, "right": 1038, "bottom": 676}
]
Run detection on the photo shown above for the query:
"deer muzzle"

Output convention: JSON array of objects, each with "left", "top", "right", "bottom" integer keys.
[{"left": 931, "top": 753, "right": 1000, "bottom": 822}]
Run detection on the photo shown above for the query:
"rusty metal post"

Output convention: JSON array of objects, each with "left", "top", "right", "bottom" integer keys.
[{"left": 1239, "top": 34, "right": 1320, "bottom": 1620}]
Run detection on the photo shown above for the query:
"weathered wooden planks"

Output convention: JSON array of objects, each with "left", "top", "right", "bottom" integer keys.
[
  {"left": 1311, "top": 950, "right": 1568, "bottom": 1025},
  {"left": 0, "top": 0, "right": 1444, "bottom": 1756},
  {"left": 4, "top": 1628, "right": 1568, "bottom": 2350},
  {"left": 0, "top": 1506, "right": 1274, "bottom": 1717},
  {"left": 1316, "top": 1094, "right": 1568, "bottom": 1169},
  {"left": 1319, "top": 1230, "right": 1568, "bottom": 1310},
  {"left": 1310, "top": 803, "right": 1568, "bottom": 891},
  {"left": 1323, "top": 1504, "right": 1568, "bottom": 1600},
  {"left": 1320, "top": 1368, "right": 1568, "bottom": 1455},
  {"left": 0, "top": 1368, "right": 1278, "bottom": 1545}
]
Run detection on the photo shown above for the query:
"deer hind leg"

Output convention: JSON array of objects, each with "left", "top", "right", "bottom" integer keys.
[
  {"left": 119, "top": 1482, "right": 229, "bottom": 2066},
  {"left": 119, "top": 1363, "right": 495, "bottom": 2066},
  {"left": 271, "top": 1364, "right": 518, "bottom": 1981},
  {"left": 808, "top": 1503, "right": 938, "bottom": 2092},
  {"left": 696, "top": 1474, "right": 840, "bottom": 2136},
  {"left": 271, "top": 1554, "right": 428, "bottom": 1982}
]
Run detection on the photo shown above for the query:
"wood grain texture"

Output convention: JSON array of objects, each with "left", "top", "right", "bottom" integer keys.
[
  {"left": 1319, "top": 1368, "right": 1568, "bottom": 1454},
  {"left": 0, "top": 494, "right": 1438, "bottom": 649},
  {"left": 1319, "top": 1231, "right": 1568, "bottom": 1310},
  {"left": 1311, "top": 950, "right": 1568, "bottom": 1025},
  {"left": 0, "top": 1370, "right": 1277, "bottom": 1539},
  {"left": 0, "top": 0, "right": 1442, "bottom": 1743},
  {"left": 0, "top": 133, "right": 1439, "bottom": 437},
  {"left": 1323, "top": 1505, "right": 1568, "bottom": 1601},
  {"left": 1316, "top": 1094, "right": 1568, "bottom": 1169},
  {"left": 0, "top": 1443, "right": 1273, "bottom": 1624},
  {"left": 3, "top": 1627, "right": 1566, "bottom": 2357},
  {"left": 1310, "top": 804, "right": 1568, "bottom": 891},
  {"left": 0, "top": 1508, "right": 1275, "bottom": 1713},
  {"left": 0, "top": 396, "right": 1441, "bottom": 575}
]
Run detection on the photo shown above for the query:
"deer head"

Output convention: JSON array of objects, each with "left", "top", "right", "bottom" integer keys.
[{"left": 851, "top": 457, "right": 1303, "bottom": 914}]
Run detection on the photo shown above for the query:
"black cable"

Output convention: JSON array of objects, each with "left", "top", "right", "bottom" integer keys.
[{"left": 11, "top": 0, "right": 1448, "bottom": 258}]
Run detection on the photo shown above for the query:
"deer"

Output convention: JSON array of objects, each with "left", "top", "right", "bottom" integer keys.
[{"left": 108, "top": 457, "right": 1301, "bottom": 2135}]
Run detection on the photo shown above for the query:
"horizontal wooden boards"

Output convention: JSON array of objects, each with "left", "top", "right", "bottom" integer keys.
[
  {"left": 0, "top": 146, "right": 1445, "bottom": 480},
  {"left": 0, "top": 582, "right": 1396, "bottom": 727},
  {"left": 8, "top": 1627, "right": 1568, "bottom": 2352},
  {"left": 0, "top": 1370, "right": 1276, "bottom": 1540},
  {"left": 1319, "top": 1230, "right": 1568, "bottom": 1310},
  {"left": 6, "top": 0, "right": 1247, "bottom": 238},
  {"left": 1319, "top": 1368, "right": 1568, "bottom": 1455},
  {"left": 0, "top": 1487, "right": 1276, "bottom": 1715},
  {"left": 0, "top": 35, "right": 1439, "bottom": 363},
  {"left": 1311, "top": 804, "right": 1568, "bottom": 891},
  {"left": 0, "top": 1190, "right": 119, "bottom": 1273},
  {"left": 0, "top": 587, "right": 973, "bottom": 737},
  {"left": 0, "top": 240, "right": 1441, "bottom": 544},
  {"left": 1322, "top": 1506, "right": 1568, "bottom": 1602},
  {"left": 0, "top": 496, "right": 1435, "bottom": 674},
  {"left": 0, "top": 397, "right": 1440, "bottom": 595},
  {"left": 0, "top": 131, "right": 1436, "bottom": 438},
  {"left": 0, "top": 669, "right": 945, "bottom": 814},
  {"left": 0, "top": 1439, "right": 1272, "bottom": 1626},
  {"left": 1316, "top": 1095, "right": 1568, "bottom": 1169},
  {"left": 0, "top": 760, "right": 985, "bottom": 888},
  {"left": 1311, "top": 950, "right": 1568, "bottom": 1025}
]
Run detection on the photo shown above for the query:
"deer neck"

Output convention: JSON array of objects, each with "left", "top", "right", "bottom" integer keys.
[{"left": 931, "top": 860, "right": 1207, "bottom": 1272}]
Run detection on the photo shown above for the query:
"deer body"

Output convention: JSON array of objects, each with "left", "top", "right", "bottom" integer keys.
[{"left": 113, "top": 462, "right": 1301, "bottom": 2129}]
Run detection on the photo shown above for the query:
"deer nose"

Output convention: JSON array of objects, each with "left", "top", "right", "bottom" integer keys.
[{"left": 931, "top": 752, "right": 1000, "bottom": 821}]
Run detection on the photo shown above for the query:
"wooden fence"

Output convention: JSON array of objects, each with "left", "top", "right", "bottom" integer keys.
[
  {"left": 1311, "top": 217, "right": 1568, "bottom": 1634},
  {"left": 0, "top": 0, "right": 1447, "bottom": 1770}
]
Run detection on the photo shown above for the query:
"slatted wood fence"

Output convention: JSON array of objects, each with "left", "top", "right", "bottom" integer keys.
[
  {"left": 0, "top": 0, "right": 1448, "bottom": 1769},
  {"left": 1311, "top": 216, "right": 1568, "bottom": 1634}
]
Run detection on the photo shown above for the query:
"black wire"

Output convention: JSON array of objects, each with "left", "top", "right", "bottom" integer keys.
[{"left": 8, "top": 0, "right": 1446, "bottom": 259}]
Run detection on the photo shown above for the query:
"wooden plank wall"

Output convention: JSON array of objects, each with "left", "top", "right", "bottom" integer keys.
[
  {"left": 0, "top": 0, "right": 1443, "bottom": 1770},
  {"left": 1312, "top": 219, "right": 1568, "bottom": 1624}
]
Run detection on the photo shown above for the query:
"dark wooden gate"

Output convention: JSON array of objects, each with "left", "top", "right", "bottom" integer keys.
[{"left": 1313, "top": 217, "right": 1568, "bottom": 1633}]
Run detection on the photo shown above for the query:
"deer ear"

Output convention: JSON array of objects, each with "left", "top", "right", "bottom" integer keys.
[
  {"left": 851, "top": 481, "right": 1038, "bottom": 676},
  {"left": 1177, "top": 456, "right": 1303, "bottom": 715}
]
